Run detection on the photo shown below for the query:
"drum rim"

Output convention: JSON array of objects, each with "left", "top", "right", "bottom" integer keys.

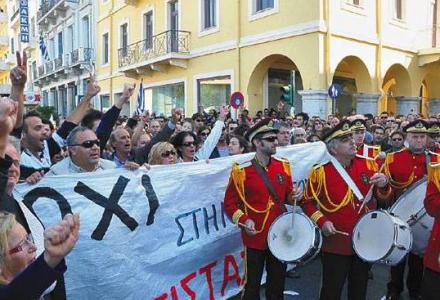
[
  {"left": 389, "top": 177, "right": 427, "bottom": 223},
  {"left": 267, "top": 212, "right": 321, "bottom": 263},
  {"left": 352, "top": 210, "right": 397, "bottom": 262}
]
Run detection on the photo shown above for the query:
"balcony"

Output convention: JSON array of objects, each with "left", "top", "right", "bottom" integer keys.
[
  {"left": 0, "top": 84, "right": 11, "bottom": 95},
  {"left": 35, "top": 47, "right": 94, "bottom": 86},
  {"left": 37, "top": 0, "right": 79, "bottom": 30},
  {"left": 118, "top": 30, "right": 190, "bottom": 77},
  {"left": 0, "top": 59, "right": 10, "bottom": 71}
]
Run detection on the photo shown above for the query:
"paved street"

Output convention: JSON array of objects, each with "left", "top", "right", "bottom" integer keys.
[{"left": 231, "top": 256, "right": 414, "bottom": 300}]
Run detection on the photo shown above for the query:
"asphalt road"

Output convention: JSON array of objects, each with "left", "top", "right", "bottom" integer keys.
[{"left": 230, "top": 256, "right": 414, "bottom": 300}]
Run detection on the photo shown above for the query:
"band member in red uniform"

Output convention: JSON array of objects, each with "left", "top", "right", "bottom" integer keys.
[
  {"left": 352, "top": 118, "right": 381, "bottom": 160},
  {"left": 421, "top": 162, "right": 440, "bottom": 300},
  {"left": 427, "top": 121, "right": 440, "bottom": 154},
  {"left": 382, "top": 120, "right": 431, "bottom": 300},
  {"left": 224, "top": 119, "right": 293, "bottom": 300},
  {"left": 301, "top": 120, "right": 390, "bottom": 300}
]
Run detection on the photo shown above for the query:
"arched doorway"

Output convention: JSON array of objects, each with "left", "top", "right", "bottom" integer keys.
[
  {"left": 420, "top": 69, "right": 440, "bottom": 116},
  {"left": 381, "top": 64, "right": 412, "bottom": 115},
  {"left": 246, "top": 54, "right": 303, "bottom": 113},
  {"left": 332, "top": 56, "right": 373, "bottom": 116}
]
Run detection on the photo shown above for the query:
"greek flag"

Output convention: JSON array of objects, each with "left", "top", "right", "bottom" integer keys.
[
  {"left": 136, "top": 80, "right": 144, "bottom": 115},
  {"left": 39, "top": 35, "right": 50, "bottom": 61}
]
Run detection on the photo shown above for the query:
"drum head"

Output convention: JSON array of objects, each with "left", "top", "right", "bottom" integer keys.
[
  {"left": 353, "top": 211, "right": 395, "bottom": 262},
  {"left": 390, "top": 178, "right": 427, "bottom": 223},
  {"left": 268, "top": 213, "right": 315, "bottom": 263}
]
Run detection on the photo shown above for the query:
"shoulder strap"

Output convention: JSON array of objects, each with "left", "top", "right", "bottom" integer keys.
[
  {"left": 329, "top": 155, "right": 365, "bottom": 201},
  {"left": 251, "top": 158, "right": 286, "bottom": 212}
]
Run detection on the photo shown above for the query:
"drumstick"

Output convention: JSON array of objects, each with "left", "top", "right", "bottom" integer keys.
[
  {"left": 358, "top": 164, "right": 386, "bottom": 214},
  {"left": 286, "top": 191, "right": 299, "bottom": 241},
  {"left": 334, "top": 230, "right": 349, "bottom": 236}
]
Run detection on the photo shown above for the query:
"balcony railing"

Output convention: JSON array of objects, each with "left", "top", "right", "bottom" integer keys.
[
  {"left": 38, "top": 0, "right": 79, "bottom": 22},
  {"left": 35, "top": 48, "right": 94, "bottom": 84},
  {"left": 118, "top": 30, "right": 190, "bottom": 69}
]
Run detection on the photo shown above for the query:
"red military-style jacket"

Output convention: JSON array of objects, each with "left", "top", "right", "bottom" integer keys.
[
  {"left": 224, "top": 156, "right": 294, "bottom": 250},
  {"left": 424, "top": 163, "right": 440, "bottom": 273},
  {"left": 301, "top": 155, "right": 392, "bottom": 255},
  {"left": 356, "top": 144, "right": 384, "bottom": 166},
  {"left": 383, "top": 148, "right": 438, "bottom": 203}
]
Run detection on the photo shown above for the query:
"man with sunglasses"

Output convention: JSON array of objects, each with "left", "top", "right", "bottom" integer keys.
[
  {"left": 224, "top": 119, "right": 294, "bottom": 300},
  {"left": 388, "top": 131, "right": 405, "bottom": 153},
  {"left": 47, "top": 127, "right": 116, "bottom": 175},
  {"left": 301, "top": 120, "right": 390, "bottom": 300}
]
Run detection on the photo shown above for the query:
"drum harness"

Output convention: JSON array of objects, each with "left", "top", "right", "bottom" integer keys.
[{"left": 231, "top": 159, "right": 287, "bottom": 234}]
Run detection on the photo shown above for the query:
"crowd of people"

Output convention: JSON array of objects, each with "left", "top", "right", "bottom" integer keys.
[{"left": 0, "top": 51, "right": 440, "bottom": 299}]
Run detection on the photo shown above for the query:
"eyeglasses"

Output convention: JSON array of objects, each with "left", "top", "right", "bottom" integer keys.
[
  {"left": 9, "top": 234, "right": 34, "bottom": 255},
  {"left": 69, "top": 139, "right": 100, "bottom": 148},
  {"left": 182, "top": 141, "right": 196, "bottom": 147},
  {"left": 161, "top": 150, "right": 176, "bottom": 158},
  {"left": 195, "top": 119, "right": 204, "bottom": 123},
  {"left": 261, "top": 136, "right": 277, "bottom": 142},
  {"left": 392, "top": 138, "right": 403, "bottom": 141},
  {"left": 199, "top": 131, "right": 210, "bottom": 137}
]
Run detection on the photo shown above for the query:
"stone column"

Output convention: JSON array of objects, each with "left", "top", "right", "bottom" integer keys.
[
  {"left": 354, "top": 93, "right": 380, "bottom": 115},
  {"left": 66, "top": 84, "right": 73, "bottom": 114},
  {"left": 429, "top": 99, "right": 440, "bottom": 115},
  {"left": 298, "top": 89, "right": 330, "bottom": 119},
  {"left": 395, "top": 96, "right": 420, "bottom": 115}
]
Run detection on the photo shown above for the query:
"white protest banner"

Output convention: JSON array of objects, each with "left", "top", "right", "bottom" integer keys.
[{"left": 14, "top": 142, "right": 330, "bottom": 299}]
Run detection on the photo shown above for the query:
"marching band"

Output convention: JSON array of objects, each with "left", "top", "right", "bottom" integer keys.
[{"left": 224, "top": 118, "right": 440, "bottom": 300}]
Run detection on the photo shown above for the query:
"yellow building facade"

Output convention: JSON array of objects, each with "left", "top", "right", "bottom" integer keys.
[
  {"left": 0, "top": 0, "right": 10, "bottom": 96},
  {"left": 96, "top": 0, "right": 440, "bottom": 118}
]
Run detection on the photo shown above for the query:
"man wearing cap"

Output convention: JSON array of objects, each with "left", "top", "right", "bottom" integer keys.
[
  {"left": 351, "top": 118, "right": 382, "bottom": 161},
  {"left": 301, "top": 120, "right": 390, "bottom": 300},
  {"left": 382, "top": 119, "right": 434, "bottom": 300},
  {"left": 427, "top": 121, "right": 440, "bottom": 154},
  {"left": 224, "top": 119, "right": 294, "bottom": 300}
]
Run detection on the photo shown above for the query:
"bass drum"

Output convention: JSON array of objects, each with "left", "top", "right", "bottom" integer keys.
[
  {"left": 353, "top": 210, "right": 412, "bottom": 266},
  {"left": 390, "top": 178, "right": 434, "bottom": 256},
  {"left": 268, "top": 212, "right": 322, "bottom": 264}
]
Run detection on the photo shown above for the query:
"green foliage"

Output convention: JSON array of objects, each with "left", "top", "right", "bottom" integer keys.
[{"left": 34, "top": 106, "right": 59, "bottom": 122}]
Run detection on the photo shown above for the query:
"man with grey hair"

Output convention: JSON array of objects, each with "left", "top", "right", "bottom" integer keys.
[
  {"left": 275, "top": 121, "right": 291, "bottom": 147},
  {"left": 292, "top": 127, "right": 307, "bottom": 144},
  {"left": 48, "top": 126, "right": 116, "bottom": 175}
]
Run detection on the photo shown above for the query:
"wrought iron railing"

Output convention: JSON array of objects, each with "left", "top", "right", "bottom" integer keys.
[
  {"left": 118, "top": 30, "right": 190, "bottom": 68},
  {"left": 38, "top": 65, "right": 45, "bottom": 77},
  {"left": 54, "top": 57, "right": 63, "bottom": 69},
  {"left": 71, "top": 47, "right": 93, "bottom": 65},
  {"left": 45, "top": 61, "right": 54, "bottom": 73}
]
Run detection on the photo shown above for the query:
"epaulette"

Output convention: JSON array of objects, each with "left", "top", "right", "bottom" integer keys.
[
  {"left": 237, "top": 160, "right": 252, "bottom": 169},
  {"left": 273, "top": 156, "right": 290, "bottom": 163}
]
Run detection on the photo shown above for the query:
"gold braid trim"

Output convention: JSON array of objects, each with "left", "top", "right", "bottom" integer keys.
[
  {"left": 231, "top": 163, "right": 273, "bottom": 234},
  {"left": 232, "top": 210, "right": 244, "bottom": 224},
  {"left": 383, "top": 153, "right": 414, "bottom": 189},
  {"left": 366, "top": 159, "right": 378, "bottom": 172},
  {"left": 304, "top": 165, "right": 353, "bottom": 213},
  {"left": 428, "top": 163, "right": 440, "bottom": 192},
  {"left": 310, "top": 211, "right": 324, "bottom": 223}
]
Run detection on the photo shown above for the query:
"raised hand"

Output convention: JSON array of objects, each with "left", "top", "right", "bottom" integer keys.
[
  {"left": 85, "top": 73, "right": 101, "bottom": 99},
  {"left": 219, "top": 105, "right": 229, "bottom": 122},
  {"left": 43, "top": 214, "right": 80, "bottom": 268},
  {"left": 0, "top": 97, "right": 18, "bottom": 138},
  {"left": 115, "top": 83, "right": 136, "bottom": 109},
  {"left": 10, "top": 51, "right": 27, "bottom": 87}
]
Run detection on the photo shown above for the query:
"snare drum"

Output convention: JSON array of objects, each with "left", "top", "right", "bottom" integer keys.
[
  {"left": 268, "top": 212, "right": 322, "bottom": 264},
  {"left": 390, "top": 178, "right": 434, "bottom": 256},
  {"left": 352, "top": 210, "right": 412, "bottom": 266}
]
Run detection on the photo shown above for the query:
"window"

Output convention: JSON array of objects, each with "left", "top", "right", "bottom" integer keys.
[
  {"left": 395, "top": 0, "right": 403, "bottom": 20},
  {"left": 100, "top": 95, "right": 111, "bottom": 111},
  {"left": 143, "top": 11, "right": 153, "bottom": 50},
  {"left": 102, "top": 33, "right": 109, "bottom": 64},
  {"left": 10, "top": 37, "right": 14, "bottom": 54},
  {"left": 57, "top": 32, "right": 63, "bottom": 58},
  {"left": 82, "top": 16, "right": 90, "bottom": 48},
  {"left": 197, "top": 76, "right": 231, "bottom": 111},
  {"left": 120, "top": 23, "right": 128, "bottom": 57},
  {"left": 146, "top": 82, "right": 185, "bottom": 116},
  {"left": 202, "top": 0, "right": 216, "bottom": 30},
  {"left": 256, "top": 0, "right": 274, "bottom": 12},
  {"left": 351, "top": 0, "right": 360, "bottom": 5}
]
